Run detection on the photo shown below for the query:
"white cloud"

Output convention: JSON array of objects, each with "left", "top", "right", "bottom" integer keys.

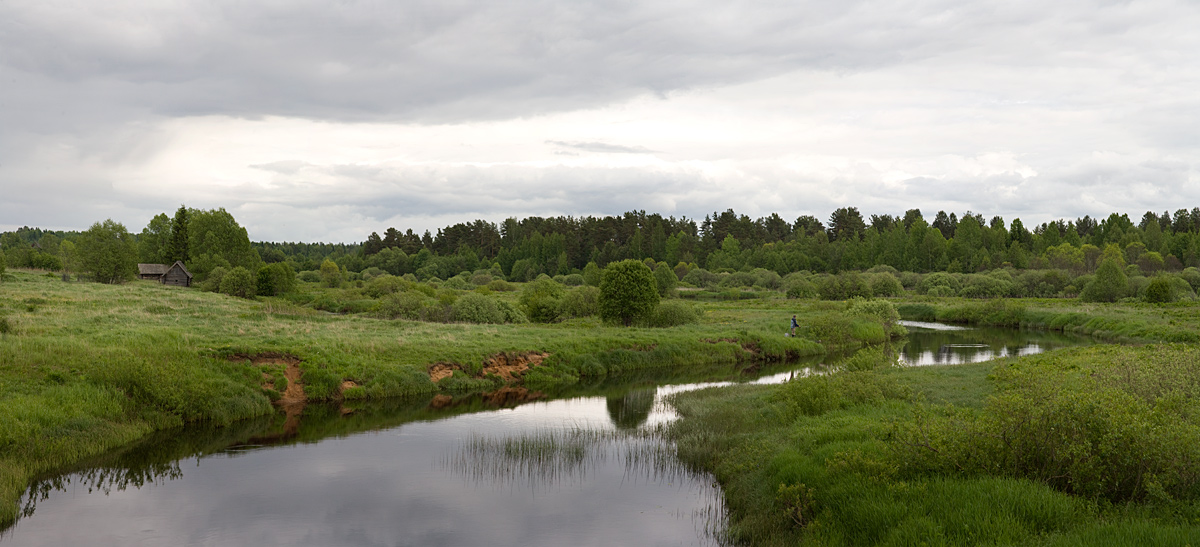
[{"left": 2, "top": 0, "right": 1200, "bottom": 241}]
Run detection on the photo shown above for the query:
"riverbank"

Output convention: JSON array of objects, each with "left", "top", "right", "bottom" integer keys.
[
  {"left": 898, "top": 297, "right": 1200, "bottom": 343},
  {"left": 668, "top": 342, "right": 1200, "bottom": 545},
  {"left": 0, "top": 270, "right": 899, "bottom": 527}
]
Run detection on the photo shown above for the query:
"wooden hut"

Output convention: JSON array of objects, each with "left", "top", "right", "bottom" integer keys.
[
  {"left": 137, "top": 261, "right": 193, "bottom": 287},
  {"left": 138, "top": 263, "right": 168, "bottom": 280}
]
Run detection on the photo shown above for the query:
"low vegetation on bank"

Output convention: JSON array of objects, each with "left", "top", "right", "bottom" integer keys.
[
  {"left": 669, "top": 341, "right": 1200, "bottom": 545},
  {"left": 0, "top": 268, "right": 901, "bottom": 527}
]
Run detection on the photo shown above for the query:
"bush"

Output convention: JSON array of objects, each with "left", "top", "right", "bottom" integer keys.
[
  {"left": 469, "top": 273, "right": 493, "bottom": 286},
  {"left": 1080, "top": 258, "right": 1128, "bottom": 303},
  {"left": 560, "top": 273, "right": 585, "bottom": 286},
  {"left": 201, "top": 266, "right": 229, "bottom": 292},
  {"left": 363, "top": 275, "right": 410, "bottom": 298},
  {"left": 1169, "top": 276, "right": 1197, "bottom": 301},
  {"left": 297, "top": 270, "right": 321, "bottom": 283},
  {"left": 847, "top": 298, "right": 900, "bottom": 331},
  {"left": 959, "top": 274, "right": 1012, "bottom": 299},
  {"left": 497, "top": 301, "right": 528, "bottom": 323},
  {"left": 1144, "top": 276, "right": 1174, "bottom": 303},
  {"left": 451, "top": 293, "right": 506, "bottom": 323},
  {"left": 519, "top": 276, "right": 565, "bottom": 323},
  {"left": 558, "top": 286, "right": 600, "bottom": 318},
  {"left": 441, "top": 276, "right": 469, "bottom": 290},
  {"left": 868, "top": 273, "right": 903, "bottom": 297},
  {"left": 641, "top": 300, "right": 700, "bottom": 327},
  {"left": 719, "top": 271, "right": 757, "bottom": 288},
  {"left": 256, "top": 262, "right": 296, "bottom": 296},
  {"left": 892, "top": 345, "right": 1200, "bottom": 502},
  {"left": 219, "top": 266, "right": 257, "bottom": 299},
  {"left": 751, "top": 268, "right": 782, "bottom": 290},
  {"left": 816, "top": 272, "right": 871, "bottom": 300},
  {"left": 486, "top": 279, "right": 516, "bottom": 292},
  {"left": 582, "top": 262, "right": 602, "bottom": 286},
  {"left": 920, "top": 272, "right": 961, "bottom": 295},
  {"left": 784, "top": 276, "right": 817, "bottom": 299},
  {"left": 654, "top": 262, "right": 678, "bottom": 297},
  {"left": 360, "top": 267, "right": 386, "bottom": 280},
  {"left": 599, "top": 259, "right": 660, "bottom": 326},
  {"left": 379, "top": 291, "right": 428, "bottom": 320},
  {"left": 682, "top": 268, "right": 719, "bottom": 288},
  {"left": 898, "top": 271, "right": 922, "bottom": 289},
  {"left": 1181, "top": 267, "right": 1200, "bottom": 292}
]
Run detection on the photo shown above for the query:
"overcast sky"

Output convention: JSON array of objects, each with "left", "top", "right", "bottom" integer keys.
[{"left": 2, "top": 0, "right": 1199, "bottom": 243}]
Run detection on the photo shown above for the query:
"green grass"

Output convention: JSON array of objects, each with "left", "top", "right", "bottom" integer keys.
[
  {"left": 0, "top": 270, "right": 899, "bottom": 527},
  {"left": 898, "top": 297, "right": 1200, "bottom": 343},
  {"left": 668, "top": 343, "right": 1200, "bottom": 546}
]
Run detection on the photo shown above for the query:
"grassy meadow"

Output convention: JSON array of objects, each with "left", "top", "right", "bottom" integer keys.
[
  {"left": 0, "top": 269, "right": 885, "bottom": 527},
  {"left": 4, "top": 266, "right": 1200, "bottom": 545}
]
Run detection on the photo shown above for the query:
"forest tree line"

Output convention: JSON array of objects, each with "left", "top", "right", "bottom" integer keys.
[{"left": 6, "top": 206, "right": 1200, "bottom": 289}]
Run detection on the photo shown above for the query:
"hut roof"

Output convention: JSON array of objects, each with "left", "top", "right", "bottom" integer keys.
[
  {"left": 138, "top": 263, "right": 169, "bottom": 276},
  {"left": 166, "top": 261, "right": 193, "bottom": 279}
]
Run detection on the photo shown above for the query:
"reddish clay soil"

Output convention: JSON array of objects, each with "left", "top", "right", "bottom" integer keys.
[{"left": 428, "top": 351, "right": 550, "bottom": 384}]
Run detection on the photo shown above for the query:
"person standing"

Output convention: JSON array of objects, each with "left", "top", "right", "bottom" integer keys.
[{"left": 790, "top": 314, "right": 799, "bottom": 337}]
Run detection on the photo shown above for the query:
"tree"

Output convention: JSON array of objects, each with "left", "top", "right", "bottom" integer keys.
[
  {"left": 0, "top": 248, "right": 6, "bottom": 280},
  {"left": 598, "top": 259, "right": 660, "bottom": 326},
  {"left": 139, "top": 213, "right": 172, "bottom": 264},
  {"left": 582, "top": 261, "right": 602, "bottom": 286},
  {"left": 654, "top": 260, "right": 677, "bottom": 297},
  {"left": 167, "top": 205, "right": 190, "bottom": 263},
  {"left": 59, "top": 240, "right": 77, "bottom": 279},
  {"left": 319, "top": 259, "right": 342, "bottom": 288},
  {"left": 79, "top": 219, "right": 137, "bottom": 283},
  {"left": 188, "top": 208, "right": 259, "bottom": 279},
  {"left": 827, "top": 207, "right": 866, "bottom": 241},
  {"left": 363, "top": 232, "right": 384, "bottom": 255},
  {"left": 1080, "top": 257, "right": 1128, "bottom": 302},
  {"left": 257, "top": 262, "right": 297, "bottom": 296},
  {"left": 793, "top": 215, "right": 825, "bottom": 237}
]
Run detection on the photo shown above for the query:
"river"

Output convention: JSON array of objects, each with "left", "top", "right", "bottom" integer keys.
[{"left": 0, "top": 323, "right": 1090, "bottom": 546}]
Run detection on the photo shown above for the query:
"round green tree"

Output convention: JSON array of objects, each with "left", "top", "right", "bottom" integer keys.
[
  {"left": 599, "top": 259, "right": 660, "bottom": 326},
  {"left": 79, "top": 219, "right": 137, "bottom": 284}
]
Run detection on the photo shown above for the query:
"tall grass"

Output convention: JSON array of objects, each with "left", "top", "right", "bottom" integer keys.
[{"left": 668, "top": 343, "right": 1200, "bottom": 545}]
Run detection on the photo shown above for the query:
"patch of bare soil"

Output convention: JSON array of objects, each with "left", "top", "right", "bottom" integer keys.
[
  {"left": 428, "top": 362, "right": 460, "bottom": 383},
  {"left": 236, "top": 353, "right": 308, "bottom": 429},
  {"left": 481, "top": 351, "right": 549, "bottom": 382},
  {"left": 427, "top": 351, "right": 550, "bottom": 384}
]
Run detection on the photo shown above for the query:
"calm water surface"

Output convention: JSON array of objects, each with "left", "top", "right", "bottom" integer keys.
[{"left": 2, "top": 323, "right": 1090, "bottom": 546}]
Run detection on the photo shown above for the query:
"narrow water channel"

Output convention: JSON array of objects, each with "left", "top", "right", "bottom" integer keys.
[{"left": 2, "top": 323, "right": 1091, "bottom": 546}]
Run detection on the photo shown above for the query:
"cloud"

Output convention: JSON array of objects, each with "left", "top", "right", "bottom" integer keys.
[
  {"left": 546, "top": 141, "right": 659, "bottom": 155},
  {"left": 3, "top": 0, "right": 1200, "bottom": 241}
]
